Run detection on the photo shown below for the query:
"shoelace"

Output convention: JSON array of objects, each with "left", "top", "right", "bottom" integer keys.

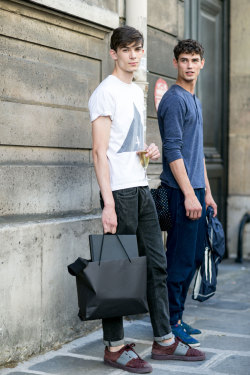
[{"left": 123, "top": 343, "right": 143, "bottom": 360}]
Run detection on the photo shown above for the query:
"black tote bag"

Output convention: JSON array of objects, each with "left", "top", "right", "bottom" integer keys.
[{"left": 68, "top": 234, "right": 148, "bottom": 321}]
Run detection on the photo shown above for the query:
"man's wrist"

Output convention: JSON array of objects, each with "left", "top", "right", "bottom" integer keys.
[
  {"left": 182, "top": 187, "right": 196, "bottom": 199},
  {"left": 104, "top": 202, "right": 115, "bottom": 209},
  {"left": 205, "top": 187, "right": 211, "bottom": 195}
]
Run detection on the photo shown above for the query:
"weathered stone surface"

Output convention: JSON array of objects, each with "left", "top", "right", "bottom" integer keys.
[
  {"left": 227, "top": 196, "right": 250, "bottom": 258},
  {"left": 228, "top": 0, "right": 250, "bottom": 259},
  {"left": 0, "top": 216, "right": 102, "bottom": 365},
  {"left": 146, "top": 118, "right": 162, "bottom": 160},
  {"left": 178, "top": 0, "right": 185, "bottom": 39},
  {"left": 230, "top": 0, "right": 250, "bottom": 75},
  {"left": 0, "top": 164, "right": 94, "bottom": 216},
  {"left": 212, "top": 355, "right": 250, "bottom": 375},
  {"left": 30, "top": 356, "right": 111, "bottom": 374},
  {"left": 0, "top": 146, "right": 90, "bottom": 165},
  {"left": 1, "top": 260, "right": 249, "bottom": 375},
  {"left": 148, "top": 0, "right": 178, "bottom": 36},
  {"left": 147, "top": 28, "right": 177, "bottom": 79},
  {"left": 81, "top": 0, "right": 117, "bottom": 12},
  {"left": 1, "top": 54, "right": 88, "bottom": 108},
  {"left": 0, "top": 5, "right": 107, "bottom": 60},
  {"left": 0, "top": 102, "right": 92, "bottom": 148},
  {"left": 70, "top": 338, "right": 149, "bottom": 356},
  {"left": 29, "top": 0, "right": 119, "bottom": 29},
  {"left": 229, "top": 77, "right": 250, "bottom": 135},
  {"left": 228, "top": 135, "right": 250, "bottom": 195}
]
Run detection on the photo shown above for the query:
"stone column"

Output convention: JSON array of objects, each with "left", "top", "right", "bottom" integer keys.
[
  {"left": 126, "top": 0, "right": 148, "bottom": 129},
  {"left": 228, "top": 0, "right": 250, "bottom": 258}
]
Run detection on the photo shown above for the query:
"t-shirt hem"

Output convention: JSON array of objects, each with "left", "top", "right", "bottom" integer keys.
[
  {"left": 161, "top": 181, "right": 206, "bottom": 190},
  {"left": 112, "top": 181, "right": 148, "bottom": 191}
]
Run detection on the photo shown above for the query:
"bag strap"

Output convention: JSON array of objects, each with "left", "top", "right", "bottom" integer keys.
[
  {"left": 68, "top": 257, "right": 89, "bottom": 276},
  {"left": 98, "top": 234, "right": 132, "bottom": 265}
]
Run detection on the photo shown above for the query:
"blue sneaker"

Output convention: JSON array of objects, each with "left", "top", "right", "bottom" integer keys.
[
  {"left": 171, "top": 323, "right": 200, "bottom": 347},
  {"left": 181, "top": 321, "right": 201, "bottom": 335}
]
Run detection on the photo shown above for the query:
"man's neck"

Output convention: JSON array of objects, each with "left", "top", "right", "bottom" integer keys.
[
  {"left": 175, "top": 78, "right": 196, "bottom": 95},
  {"left": 112, "top": 67, "right": 133, "bottom": 84}
]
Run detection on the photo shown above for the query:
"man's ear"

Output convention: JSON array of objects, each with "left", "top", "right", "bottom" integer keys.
[
  {"left": 110, "top": 49, "right": 117, "bottom": 61},
  {"left": 173, "top": 58, "right": 178, "bottom": 69},
  {"left": 201, "top": 58, "right": 205, "bottom": 69}
]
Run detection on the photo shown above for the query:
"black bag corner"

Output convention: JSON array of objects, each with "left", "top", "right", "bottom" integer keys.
[
  {"left": 151, "top": 185, "right": 172, "bottom": 232},
  {"left": 68, "top": 234, "right": 148, "bottom": 321}
]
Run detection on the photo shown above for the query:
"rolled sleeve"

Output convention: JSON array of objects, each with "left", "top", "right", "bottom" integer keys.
[{"left": 88, "top": 87, "right": 115, "bottom": 123}]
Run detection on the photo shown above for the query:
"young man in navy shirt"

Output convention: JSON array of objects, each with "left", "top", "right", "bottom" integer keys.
[{"left": 158, "top": 39, "right": 217, "bottom": 347}]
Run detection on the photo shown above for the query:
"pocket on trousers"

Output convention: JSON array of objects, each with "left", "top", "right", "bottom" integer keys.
[{"left": 116, "top": 187, "right": 138, "bottom": 198}]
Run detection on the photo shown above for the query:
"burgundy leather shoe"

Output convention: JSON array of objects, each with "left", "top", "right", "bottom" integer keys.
[
  {"left": 151, "top": 337, "right": 205, "bottom": 361},
  {"left": 104, "top": 343, "right": 153, "bottom": 373}
]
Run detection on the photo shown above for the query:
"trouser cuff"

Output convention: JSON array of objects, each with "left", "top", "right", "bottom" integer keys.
[
  {"left": 103, "top": 338, "right": 124, "bottom": 347},
  {"left": 154, "top": 331, "right": 174, "bottom": 342}
]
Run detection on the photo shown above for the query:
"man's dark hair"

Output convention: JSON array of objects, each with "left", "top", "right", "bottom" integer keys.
[
  {"left": 174, "top": 39, "right": 204, "bottom": 60},
  {"left": 110, "top": 26, "right": 144, "bottom": 51}
]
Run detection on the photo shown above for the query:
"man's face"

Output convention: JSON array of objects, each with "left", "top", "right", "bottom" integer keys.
[
  {"left": 173, "top": 53, "right": 205, "bottom": 82},
  {"left": 110, "top": 42, "right": 144, "bottom": 73}
]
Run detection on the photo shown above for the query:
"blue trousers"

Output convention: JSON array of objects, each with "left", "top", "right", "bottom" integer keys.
[
  {"left": 164, "top": 186, "right": 206, "bottom": 325},
  {"left": 101, "top": 186, "right": 173, "bottom": 346}
]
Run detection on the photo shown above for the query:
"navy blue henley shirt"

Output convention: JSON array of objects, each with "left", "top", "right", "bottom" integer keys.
[{"left": 158, "top": 84, "right": 205, "bottom": 189}]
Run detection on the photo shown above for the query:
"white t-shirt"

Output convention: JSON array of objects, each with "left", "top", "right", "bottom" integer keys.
[{"left": 88, "top": 75, "right": 148, "bottom": 191}]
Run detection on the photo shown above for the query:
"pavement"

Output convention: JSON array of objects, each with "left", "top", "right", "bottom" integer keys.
[{"left": 1, "top": 259, "right": 250, "bottom": 375}]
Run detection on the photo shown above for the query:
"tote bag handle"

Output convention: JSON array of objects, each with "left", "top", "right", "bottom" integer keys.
[{"left": 99, "top": 234, "right": 132, "bottom": 265}]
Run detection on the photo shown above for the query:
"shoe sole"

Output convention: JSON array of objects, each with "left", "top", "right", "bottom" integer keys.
[
  {"left": 104, "top": 359, "right": 153, "bottom": 373},
  {"left": 151, "top": 353, "right": 205, "bottom": 361},
  {"left": 188, "top": 342, "right": 200, "bottom": 347}
]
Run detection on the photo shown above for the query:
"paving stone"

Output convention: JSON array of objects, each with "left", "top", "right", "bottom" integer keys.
[
  {"left": 29, "top": 356, "right": 111, "bottom": 374},
  {"left": 145, "top": 350, "right": 215, "bottom": 368},
  {"left": 198, "top": 334, "right": 250, "bottom": 350},
  {"left": 69, "top": 338, "right": 103, "bottom": 357},
  {"left": 145, "top": 370, "right": 200, "bottom": 375},
  {"left": 190, "top": 316, "right": 250, "bottom": 335},
  {"left": 69, "top": 338, "right": 149, "bottom": 357},
  {"left": 212, "top": 354, "right": 250, "bottom": 374},
  {"left": 1, "top": 260, "right": 249, "bottom": 375},
  {"left": 124, "top": 322, "right": 153, "bottom": 341},
  {"left": 186, "top": 297, "right": 249, "bottom": 311}
]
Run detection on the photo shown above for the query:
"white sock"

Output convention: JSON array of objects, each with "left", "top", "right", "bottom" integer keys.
[{"left": 158, "top": 337, "right": 175, "bottom": 346}]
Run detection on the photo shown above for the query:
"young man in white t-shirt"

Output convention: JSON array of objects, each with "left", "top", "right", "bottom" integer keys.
[{"left": 88, "top": 26, "right": 205, "bottom": 373}]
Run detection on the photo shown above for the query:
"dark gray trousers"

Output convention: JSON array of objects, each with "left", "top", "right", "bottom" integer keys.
[{"left": 101, "top": 186, "right": 172, "bottom": 346}]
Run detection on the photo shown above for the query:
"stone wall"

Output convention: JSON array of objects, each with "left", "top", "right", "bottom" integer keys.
[
  {"left": 146, "top": 0, "right": 184, "bottom": 186},
  {"left": 0, "top": 0, "right": 116, "bottom": 365},
  {"left": 227, "top": 0, "right": 250, "bottom": 258}
]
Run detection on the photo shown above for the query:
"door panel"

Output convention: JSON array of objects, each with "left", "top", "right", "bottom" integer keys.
[{"left": 185, "top": 0, "right": 229, "bottom": 234}]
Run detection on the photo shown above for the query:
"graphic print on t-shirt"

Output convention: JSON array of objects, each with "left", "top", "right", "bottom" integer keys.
[{"left": 118, "top": 104, "right": 144, "bottom": 153}]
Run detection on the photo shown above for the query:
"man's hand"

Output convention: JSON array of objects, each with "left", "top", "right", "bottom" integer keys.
[
  {"left": 102, "top": 205, "right": 117, "bottom": 234},
  {"left": 184, "top": 194, "right": 202, "bottom": 220},
  {"left": 205, "top": 191, "right": 217, "bottom": 217},
  {"left": 145, "top": 143, "right": 160, "bottom": 160}
]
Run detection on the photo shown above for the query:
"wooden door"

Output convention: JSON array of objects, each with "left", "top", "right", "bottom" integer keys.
[{"left": 185, "top": 0, "right": 229, "bottom": 237}]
